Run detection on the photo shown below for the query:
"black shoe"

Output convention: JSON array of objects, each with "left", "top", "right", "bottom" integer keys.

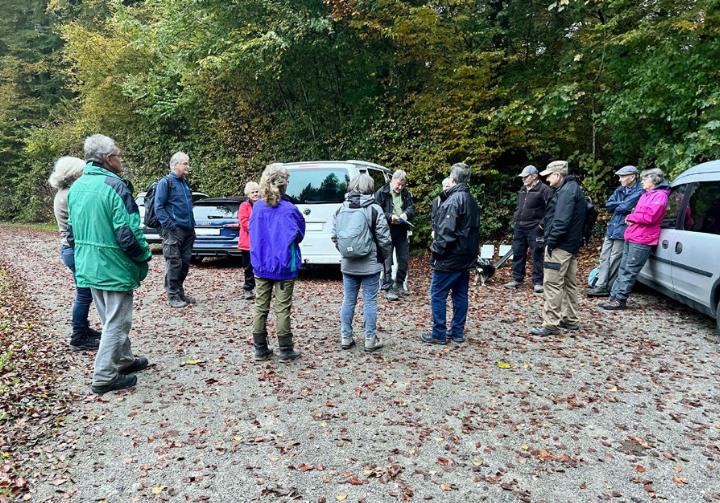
[
  {"left": 182, "top": 294, "right": 197, "bottom": 304},
  {"left": 277, "top": 334, "right": 301, "bottom": 362},
  {"left": 450, "top": 334, "right": 466, "bottom": 343},
  {"left": 253, "top": 332, "right": 273, "bottom": 361},
  {"left": 70, "top": 335, "right": 100, "bottom": 352},
  {"left": 587, "top": 287, "right": 610, "bottom": 297},
  {"left": 121, "top": 357, "right": 149, "bottom": 374},
  {"left": 168, "top": 296, "right": 188, "bottom": 308},
  {"left": 86, "top": 327, "right": 102, "bottom": 339},
  {"left": 599, "top": 298, "right": 626, "bottom": 310},
  {"left": 420, "top": 332, "right": 448, "bottom": 345},
  {"left": 91, "top": 374, "right": 137, "bottom": 395},
  {"left": 529, "top": 326, "right": 561, "bottom": 336},
  {"left": 558, "top": 320, "right": 580, "bottom": 331}
]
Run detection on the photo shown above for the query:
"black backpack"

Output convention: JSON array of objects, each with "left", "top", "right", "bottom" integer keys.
[
  {"left": 582, "top": 195, "right": 599, "bottom": 247},
  {"left": 143, "top": 176, "right": 172, "bottom": 229}
]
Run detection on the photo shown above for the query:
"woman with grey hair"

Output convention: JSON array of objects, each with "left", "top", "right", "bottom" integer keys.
[
  {"left": 237, "top": 180, "right": 260, "bottom": 299},
  {"left": 49, "top": 156, "right": 100, "bottom": 352},
  {"left": 332, "top": 173, "right": 392, "bottom": 352},
  {"left": 600, "top": 168, "right": 671, "bottom": 310}
]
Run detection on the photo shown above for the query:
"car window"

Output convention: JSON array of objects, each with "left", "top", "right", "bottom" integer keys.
[
  {"left": 286, "top": 168, "right": 349, "bottom": 204},
  {"left": 661, "top": 184, "right": 688, "bottom": 229},
  {"left": 683, "top": 181, "right": 720, "bottom": 235},
  {"left": 194, "top": 204, "right": 238, "bottom": 221},
  {"left": 365, "top": 168, "right": 388, "bottom": 193}
]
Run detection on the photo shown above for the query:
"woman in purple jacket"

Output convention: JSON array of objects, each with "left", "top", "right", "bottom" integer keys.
[
  {"left": 599, "top": 168, "right": 670, "bottom": 310},
  {"left": 249, "top": 164, "right": 306, "bottom": 362}
]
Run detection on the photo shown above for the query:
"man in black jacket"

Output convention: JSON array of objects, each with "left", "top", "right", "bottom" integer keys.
[
  {"left": 421, "top": 163, "right": 480, "bottom": 345},
  {"left": 375, "top": 170, "right": 415, "bottom": 300},
  {"left": 505, "top": 165, "right": 553, "bottom": 293},
  {"left": 529, "top": 161, "right": 587, "bottom": 336}
]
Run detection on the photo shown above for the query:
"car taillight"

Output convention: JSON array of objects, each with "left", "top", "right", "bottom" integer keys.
[{"left": 222, "top": 223, "right": 240, "bottom": 230}]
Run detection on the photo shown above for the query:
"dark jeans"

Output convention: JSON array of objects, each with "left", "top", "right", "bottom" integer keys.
[
  {"left": 61, "top": 245, "right": 93, "bottom": 331},
  {"left": 161, "top": 227, "right": 195, "bottom": 298},
  {"left": 430, "top": 270, "right": 470, "bottom": 341},
  {"left": 511, "top": 226, "right": 544, "bottom": 285},
  {"left": 240, "top": 249, "right": 255, "bottom": 291},
  {"left": 382, "top": 225, "right": 409, "bottom": 290},
  {"left": 610, "top": 241, "right": 653, "bottom": 301}
]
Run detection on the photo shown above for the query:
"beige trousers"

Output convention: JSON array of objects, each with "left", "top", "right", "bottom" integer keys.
[{"left": 541, "top": 248, "right": 579, "bottom": 327}]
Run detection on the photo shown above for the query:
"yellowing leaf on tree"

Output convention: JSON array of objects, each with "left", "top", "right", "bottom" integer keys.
[{"left": 495, "top": 361, "right": 512, "bottom": 369}]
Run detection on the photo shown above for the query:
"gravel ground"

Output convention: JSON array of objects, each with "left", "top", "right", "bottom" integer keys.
[{"left": 1, "top": 227, "right": 719, "bottom": 503}]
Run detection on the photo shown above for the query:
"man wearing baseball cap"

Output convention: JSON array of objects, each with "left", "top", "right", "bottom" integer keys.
[
  {"left": 530, "top": 160, "right": 587, "bottom": 336},
  {"left": 587, "top": 165, "right": 643, "bottom": 297},
  {"left": 505, "top": 165, "right": 553, "bottom": 293}
]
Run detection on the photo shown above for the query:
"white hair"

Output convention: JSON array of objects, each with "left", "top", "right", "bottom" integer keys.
[
  {"left": 348, "top": 173, "right": 375, "bottom": 194},
  {"left": 244, "top": 181, "right": 260, "bottom": 196},
  {"left": 48, "top": 156, "right": 86, "bottom": 190},
  {"left": 392, "top": 169, "right": 407, "bottom": 182},
  {"left": 83, "top": 134, "right": 118, "bottom": 164},
  {"left": 441, "top": 177, "right": 453, "bottom": 190},
  {"left": 169, "top": 151, "right": 189, "bottom": 169},
  {"left": 641, "top": 168, "right": 665, "bottom": 186}
]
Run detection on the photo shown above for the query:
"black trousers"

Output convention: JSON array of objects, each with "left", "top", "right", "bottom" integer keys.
[
  {"left": 382, "top": 225, "right": 409, "bottom": 290},
  {"left": 240, "top": 249, "right": 255, "bottom": 291},
  {"left": 162, "top": 227, "right": 195, "bottom": 298},
  {"left": 510, "top": 226, "right": 544, "bottom": 285}
]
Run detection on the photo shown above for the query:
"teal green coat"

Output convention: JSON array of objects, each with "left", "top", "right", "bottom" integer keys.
[{"left": 67, "top": 163, "right": 151, "bottom": 291}]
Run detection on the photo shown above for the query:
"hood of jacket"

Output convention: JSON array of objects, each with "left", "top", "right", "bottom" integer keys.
[{"left": 345, "top": 192, "right": 376, "bottom": 208}]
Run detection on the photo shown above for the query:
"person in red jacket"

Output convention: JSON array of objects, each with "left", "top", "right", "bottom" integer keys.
[{"left": 238, "top": 181, "right": 260, "bottom": 300}]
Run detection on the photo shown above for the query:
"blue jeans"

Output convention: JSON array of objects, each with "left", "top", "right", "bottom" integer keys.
[
  {"left": 610, "top": 242, "right": 653, "bottom": 301},
  {"left": 340, "top": 273, "right": 380, "bottom": 342},
  {"left": 430, "top": 270, "right": 470, "bottom": 341},
  {"left": 61, "top": 246, "right": 93, "bottom": 331}
]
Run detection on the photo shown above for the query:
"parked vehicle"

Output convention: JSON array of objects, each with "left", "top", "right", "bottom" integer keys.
[
  {"left": 191, "top": 196, "right": 244, "bottom": 260},
  {"left": 638, "top": 160, "right": 720, "bottom": 334},
  {"left": 278, "top": 160, "right": 391, "bottom": 264},
  {"left": 136, "top": 190, "right": 209, "bottom": 244}
]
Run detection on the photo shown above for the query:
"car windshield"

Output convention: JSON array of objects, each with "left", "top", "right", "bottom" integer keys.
[
  {"left": 286, "top": 168, "right": 349, "bottom": 204},
  {"left": 194, "top": 203, "right": 238, "bottom": 221}
]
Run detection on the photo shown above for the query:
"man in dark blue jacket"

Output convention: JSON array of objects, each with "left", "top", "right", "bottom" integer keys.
[
  {"left": 587, "top": 165, "right": 643, "bottom": 297},
  {"left": 155, "top": 151, "right": 196, "bottom": 308}
]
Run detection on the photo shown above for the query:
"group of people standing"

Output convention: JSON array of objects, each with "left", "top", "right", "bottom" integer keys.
[{"left": 49, "top": 132, "right": 671, "bottom": 395}]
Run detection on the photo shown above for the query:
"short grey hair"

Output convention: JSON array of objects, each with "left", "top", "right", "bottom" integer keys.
[
  {"left": 83, "top": 134, "right": 118, "bottom": 164},
  {"left": 450, "top": 162, "right": 471, "bottom": 184},
  {"left": 244, "top": 181, "right": 260, "bottom": 196},
  {"left": 441, "top": 177, "right": 453, "bottom": 190},
  {"left": 392, "top": 170, "right": 407, "bottom": 182},
  {"left": 348, "top": 173, "right": 374, "bottom": 195},
  {"left": 169, "top": 151, "right": 189, "bottom": 169},
  {"left": 48, "top": 156, "right": 86, "bottom": 190},
  {"left": 640, "top": 168, "right": 665, "bottom": 186}
]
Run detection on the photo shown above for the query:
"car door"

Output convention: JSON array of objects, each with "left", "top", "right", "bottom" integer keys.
[
  {"left": 639, "top": 183, "right": 688, "bottom": 291},
  {"left": 665, "top": 181, "right": 720, "bottom": 312}
]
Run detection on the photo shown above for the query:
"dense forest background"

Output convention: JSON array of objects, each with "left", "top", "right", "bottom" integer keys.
[{"left": 1, "top": 0, "right": 719, "bottom": 243}]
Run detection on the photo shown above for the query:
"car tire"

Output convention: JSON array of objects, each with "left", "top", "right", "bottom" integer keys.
[
  {"left": 716, "top": 299, "right": 720, "bottom": 337},
  {"left": 190, "top": 256, "right": 204, "bottom": 265}
]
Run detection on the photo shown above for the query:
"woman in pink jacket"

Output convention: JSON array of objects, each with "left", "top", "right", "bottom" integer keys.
[
  {"left": 600, "top": 168, "right": 670, "bottom": 310},
  {"left": 238, "top": 181, "right": 260, "bottom": 300}
]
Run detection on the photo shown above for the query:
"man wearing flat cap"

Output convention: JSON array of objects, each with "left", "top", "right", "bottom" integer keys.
[
  {"left": 587, "top": 165, "right": 643, "bottom": 297},
  {"left": 530, "top": 160, "right": 586, "bottom": 336},
  {"left": 505, "top": 165, "right": 553, "bottom": 293}
]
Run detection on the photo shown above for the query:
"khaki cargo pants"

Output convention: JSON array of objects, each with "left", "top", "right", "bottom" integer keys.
[
  {"left": 252, "top": 278, "right": 295, "bottom": 336},
  {"left": 542, "top": 248, "right": 580, "bottom": 328}
]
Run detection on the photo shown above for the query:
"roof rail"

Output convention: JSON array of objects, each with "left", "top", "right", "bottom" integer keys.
[{"left": 346, "top": 160, "right": 390, "bottom": 171}]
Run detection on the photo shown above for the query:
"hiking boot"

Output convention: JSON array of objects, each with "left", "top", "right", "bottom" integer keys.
[
  {"left": 121, "top": 357, "right": 149, "bottom": 374},
  {"left": 340, "top": 337, "right": 356, "bottom": 350},
  {"left": 587, "top": 287, "right": 610, "bottom": 297},
  {"left": 450, "top": 334, "right": 466, "bottom": 343},
  {"left": 277, "top": 334, "right": 301, "bottom": 362},
  {"left": 395, "top": 284, "right": 410, "bottom": 296},
  {"left": 364, "top": 336, "right": 384, "bottom": 353},
  {"left": 599, "top": 298, "right": 626, "bottom": 310},
  {"left": 181, "top": 294, "right": 197, "bottom": 304},
  {"left": 420, "top": 332, "right": 448, "bottom": 345},
  {"left": 533, "top": 284, "right": 544, "bottom": 294},
  {"left": 70, "top": 329, "right": 100, "bottom": 352},
  {"left": 529, "top": 326, "right": 561, "bottom": 336},
  {"left": 243, "top": 290, "right": 255, "bottom": 301},
  {"left": 86, "top": 327, "right": 102, "bottom": 339},
  {"left": 253, "top": 332, "right": 273, "bottom": 361},
  {"left": 385, "top": 290, "right": 399, "bottom": 301},
  {"left": 559, "top": 320, "right": 580, "bottom": 331},
  {"left": 91, "top": 374, "right": 137, "bottom": 395},
  {"left": 168, "top": 296, "right": 188, "bottom": 308},
  {"left": 504, "top": 280, "right": 523, "bottom": 289}
]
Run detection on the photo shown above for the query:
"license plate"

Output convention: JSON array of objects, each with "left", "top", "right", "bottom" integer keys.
[
  {"left": 195, "top": 228, "right": 220, "bottom": 236},
  {"left": 306, "top": 222, "right": 323, "bottom": 231}
]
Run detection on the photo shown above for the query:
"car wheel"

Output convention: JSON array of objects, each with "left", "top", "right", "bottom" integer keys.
[
  {"left": 717, "top": 299, "right": 720, "bottom": 337},
  {"left": 191, "top": 256, "right": 204, "bottom": 265}
]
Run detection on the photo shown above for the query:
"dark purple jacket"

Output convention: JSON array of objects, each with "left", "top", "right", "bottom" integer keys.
[{"left": 249, "top": 197, "right": 305, "bottom": 280}]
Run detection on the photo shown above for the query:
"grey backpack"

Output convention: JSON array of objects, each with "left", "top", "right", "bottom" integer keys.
[{"left": 335, "top": 205, "right": 376, "bottom": 258}]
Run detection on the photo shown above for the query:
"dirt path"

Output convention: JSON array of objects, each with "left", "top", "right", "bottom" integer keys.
[{"left": 1, "top": 227, "right": 718, "bottom": 502}]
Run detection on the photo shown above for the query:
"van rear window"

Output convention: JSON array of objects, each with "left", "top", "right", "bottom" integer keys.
[{"left": 286, "top": 168, "right": 349, "bottom": 204}]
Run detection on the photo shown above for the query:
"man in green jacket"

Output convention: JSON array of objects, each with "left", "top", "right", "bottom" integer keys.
[{"left": 68, "top": 134, "right": 152, "bottom": 394}]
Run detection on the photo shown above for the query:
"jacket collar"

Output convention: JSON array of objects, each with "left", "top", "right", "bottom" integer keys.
[{"left": 440, "top": 182, "right": 469, "bottom": 201}]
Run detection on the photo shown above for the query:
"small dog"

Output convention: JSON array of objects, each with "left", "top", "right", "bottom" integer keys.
[{"left": 475, "top": 257, "right": 496, "bottom": 286}]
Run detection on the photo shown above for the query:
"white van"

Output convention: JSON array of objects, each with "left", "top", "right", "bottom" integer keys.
[
  {"left": 280, "top": 160, "right": 391, "bottom": 264},
  {"left": 638, "top": 160, "right": 720, "bottom": 334}
]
